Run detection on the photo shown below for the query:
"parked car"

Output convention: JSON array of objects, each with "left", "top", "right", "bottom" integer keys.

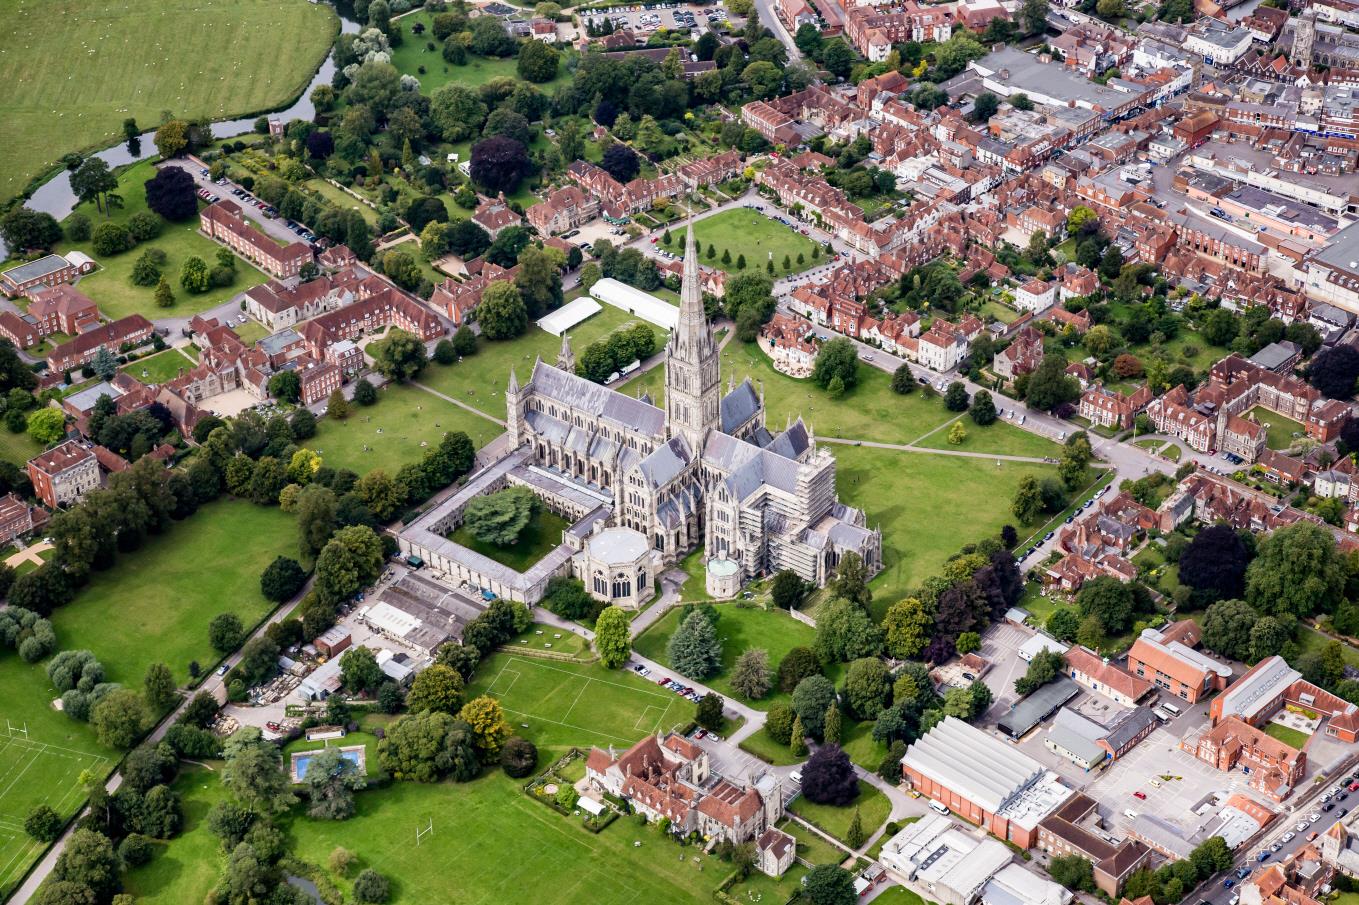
[{"left": 1133, "top": 791, "right": 1146, "bottom": 800}]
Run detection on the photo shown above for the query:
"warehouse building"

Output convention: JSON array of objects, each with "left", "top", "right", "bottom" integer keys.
[{"left": 998, "top": 678, "right": 1081, "bottom": 739}]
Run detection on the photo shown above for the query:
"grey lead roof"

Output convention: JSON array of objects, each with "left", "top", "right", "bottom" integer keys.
[
  {"left": 529, "top": 360, "right": 665, "bottom": 437},
  {"left": 765, "top": 419, "right": 810, "bottom": 460},
  {"left": 637, "top": 436, "right": 693, "bottom": 488},
  {"left": 720, "top": 380, "right": 761, "bottom": 434}
]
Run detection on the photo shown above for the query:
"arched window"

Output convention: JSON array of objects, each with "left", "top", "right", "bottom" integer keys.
[{"left": 639, "top": 570, "right": 647, "bottom": 589}]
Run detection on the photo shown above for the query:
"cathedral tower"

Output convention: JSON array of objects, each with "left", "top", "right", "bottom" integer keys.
[
  {"left": 664, "top": 216, "right": 721, "bottom": 451},
  {"left": 1293, "top": 9, "right": 1316, "bottom": 70}
]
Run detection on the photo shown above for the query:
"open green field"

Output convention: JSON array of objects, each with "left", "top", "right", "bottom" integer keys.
[
  {"left": 688, "top": 209, "right": 821, "bottom": 278},
  {"left": 389, "top": 11, "right": 574, "bottom": 93},
  {"left": 739, "top": 726, "right": 805, "bottom": 766},
  {"left": 122, "top": 347, "right": 197, "bottom": 385},
  {"left": 121, "top": 763, "right": 228, "bottom": 905},
  {"left": 418, "top": 303, "right": 665, "bottom": 422},
  {"left": 633, "top": 605, "right": 827, "bottom": 711},
  {"left": 0, "top": 655, "right": 115, "bottom": 899},
  {"left": 304, "top": 179, "right": 377, "bottom": 225},
  {"left": 50, "top": 498, "right": 296, "bottom": 685},
  {"left": 1296, "top": 625, "right": 1359, "bottom": 668},
  {"left": 448, "top": 507, "right": 570, "bottom": 573},
  {"left": 1263, "top": 722, "right": 1310, "bottom": 750},
  {"left": 0, "top": 428, "right": 46, "bottom": 468},
  {"left": 307, "top": 381, "right": 502, "bottom": 475},
  {"left": 467, "top": 654, "right": 693, "bottom": 749},
  {"left": 53, "top": 160, "right": 269, "bottom": 322},
  {"left": 833, "top": 445, "right": 1061, "bottom": 616},
  {"left": 788, "top": 781, "right": 890, "bottom": 848},
  {"left": 508, "top": 623, "right": 590, "bottom": 659},
  {"left": 840, "top": 718, "right": 888, "bottom": 772},
  {"left": 0, "top": 0, "right": 336, "bottom": 204},
  {"left": 875, "top": 884, "right": 938, "bottom": 905},
  {"left": 912, "top": 414, "right": 1061, "bottom": 458},
  {"left": 1245, "top": 405, "right": 1304, "bottom": 451}
]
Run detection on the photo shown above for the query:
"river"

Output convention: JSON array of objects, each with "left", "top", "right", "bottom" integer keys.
[{"left": 11, "top": 1, "right": 360, "bottom": 248}]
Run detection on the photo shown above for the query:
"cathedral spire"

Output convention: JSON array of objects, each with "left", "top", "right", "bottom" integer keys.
[
  {"left": 664, "top": 209, "right": 721, "bottom": 451},
  {"left": 679, "top": 212, "right": 706, "bottom": 336},
  {"left": 557, "top": 333, "right": 575, "bottom": 372}
]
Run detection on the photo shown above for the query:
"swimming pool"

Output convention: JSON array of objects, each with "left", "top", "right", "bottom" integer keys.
[{"left": 290, "top": 746, "right": 364, "bottom": 782}]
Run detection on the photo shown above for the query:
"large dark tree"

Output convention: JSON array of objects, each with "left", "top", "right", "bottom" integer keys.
[
  {"left": 405, "top": 196, "right": 449, "bottom": 234},
  {"left": 446, "top": 219, "right": 491, "bottom": 259},
  {"left": 1310, "top": 345, "right": 1359, "bottom": 399},
  {"left": 144, "top": 166, "right": 198, "bottom": 221},
  {"left": 800, "top": 744, "right": 859, "bottom": 806},
  {"left": 469, "top": 136, "right": 530, "bottom": 195},
  {"left": 1178, "top": 524, "right": 1251, "bottom": 605},
  {"left": 0, "top": 208, "right": 62, "bottom": 252},
  {"left": 600, "top": 143, "right": 640, "bottom": 183},
  {"left": 305, "top": 130, "right": 335, "bottom": 159}
]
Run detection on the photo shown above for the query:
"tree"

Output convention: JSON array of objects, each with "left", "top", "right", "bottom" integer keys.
[
  {"left": 1046, "top": 608, "right": 1080, "bottom": 642},
  {"left": 91, "top": 689, "right": 147, "bottom": 749},
  {"left": 154, "top": 119, "right": 189, "bottom": 158},
  {"left": 71, "top": 157, "right": 119, "bottom": 215},
  {"left": 766, "top": 703, "right": 796, "bottom": 745},
  {"left": 458, "top": 695, "right": 511, "bottom": 759},
  {"left": 260, "top": 556, "right": 306, "bottom": 604},
  {"left": 667, "top": 610, "right": 723, "bottom": 679},
  {"left": 771, "top": 570, "right": 808, "bottom": 610},
  {"left": 814, "top": 598, "right": 882, "bottom": 665},
  {"left": 812, "top": 338, "right": 860, "bottom": 391},
  {"left": 969, "top": 390, "right": 997, "bottom": 425},
  {"left": 778, "top": 647, "right": 821, "bottom": 693},
  {"left": 378, "top": 710, "right": 479, "bottom": 782},
  {"left": 517, "top": 39, "right": 559, "bottom": 81},
  {"left": 1246, "top": 522, "right": 1343, "bottom": 617},
  {"left": 1178, "top": 524, "right": 1251, "bottom": 605},
  {"left": 802, "top": 744, "right": 858, "bottom": 805},
  {"left": 1025, "top": 355, "right": 1080, "bottom": 410},
  {"left": 883, "top": 597, "right": 932, "bottom": 658},
  {"left": 696, "top": 692, "right": 725, "bottom": 730},
  {"left": 501, "top": 736, "right": 538, "bottom": 778},
  {"left": 353, "top": 378, "right": 378, "bottom": 406},
  {"left": 730, "top": 649, "right": 772, "bottom": 700},
  {"left": 340, "top": 646, "right": 384, "bottom": 693},
  {"left": 601, "top": 144, "right": 640, "bottom": 183},
  {"left": 25, "top": 804, "right": 63, "bottom": 842},
  {"left": 52, "top": 829, "right": 120, "bottom": 901},
  {"left": 463, "top": 486, "right": 537, "bottom": 546},
  {"left": 154, "top": 277, "right": 174, "bottom": 309},
  {"left": 91, "top": 222, "right": 133, "bottom": 256},
  {"left": 1049, "top": 855, "right": 1096, "bottom": 892},
  {"left": 1, "top": 208, "right": 63, "bottom": 252},
  {"left": 27, "top": 408, "right": 66, "bottom": 445},
  {"left": 222, "top": 726, "right": 296, "bottom": 813},
  {"left": 314, "top": 525, "right": 384, "bottom": 606},
  {"left": 1015, "top": 649, "right": 1065, "bottom": 696},
  {"left": 1310, "top": 346, "right": 1359, "bottom": 399},
  {"left": 303, "top": 745, "right": 367, "bottom": 820},
  {"left": 144, "top": 166, "right": 198, "bottom": 221},
  {"left": 1022, "top": 0, "right": 1049, "bottom": 32},
  {"left": 406, "top": 663, "right": 465, "bottom": 714},
  {"left": 1200, "top": 599, "right": 1259, "bottom": 661},
  {"left": 452, "top": 325, "right": 478, "bottom": 357},
  {"left": 792, "top": 675, "right": 837, "bottom": 738},
  {"left": 470, "top": 136, "right": 530, "bottom": 194},
  {"left": 266, "top": 370, "right": 300, "bottom": 404},
  {"left": 143, "top": 662, "right": 176, "bottom": 711},
  {"left": 957, "top": 631, "right": 981, "bottom": 655},
  {"left": 845, "top": 657, "right": 891, "bottom": 719},
  {"left": 947, "top": 422, "right": 967, "bottom": 445},
  {"left": 944, "top": 381, "right": 970, "bottom": 412},
  {"left": 1077, "top": 576, "right": 1134, "bottom": 635},
  {"left": 1250, "top": 616, "right": 1290, "bottom": 662},
  {"left": 209, "top": 613, "right": 245, "bottom": 652},
  {"left": 1012, "top": 474, "right": 1042, "bottom": 525},
  {"left": 972, "top": 92, "right": 1000, "bottom": 122},
  {"left": 353, "top": 868, "right": 391, "bottom": 904},
  {"left": 828, "top": 552, "right": 872, "bottom": 610},
  {"left": 478, "top": 281, "right": 529, "bottom": 340},
  {"left": 179, "top": 255, "right": 210, "bottom": 293},
  {"left": 820, "top": 38, "right": 854, "bottom": 78},
  {"left": 892, "top": 364, "right": 917, "bottom": 394},
  {"left": 595, "top": 606, "right": 631, "bottom": 668},
  {"left": 371, "top": 328, "right": 427, "bottom": 383}
]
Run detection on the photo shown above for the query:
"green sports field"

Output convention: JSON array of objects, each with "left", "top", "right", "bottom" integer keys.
[
  {"left": 688, "top": 209, "right": 822, "bottom": 278},
  {"left": 0, "top": 0, "right": 336, "bottom": 204},
  {"left": 467, "top": 654, "right": 692, "bottom": 749}
]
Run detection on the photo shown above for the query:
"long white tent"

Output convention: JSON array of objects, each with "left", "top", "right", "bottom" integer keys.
[
  {"left": 589, "top": 277, "right": 679, "bottom": 330},
  {"left": 537, "top": 296, "right": 602, "bottom": 336}
]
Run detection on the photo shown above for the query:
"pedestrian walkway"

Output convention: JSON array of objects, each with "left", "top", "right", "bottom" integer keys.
[
  {"left": 409, "top": 381, "right": 506, "bottom": 427},
  {"left": 819, "top": 436, "right": 1053, "bottom": 464}
]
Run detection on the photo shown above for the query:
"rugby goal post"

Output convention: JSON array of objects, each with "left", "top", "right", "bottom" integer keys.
[{"left": 416, "top": 818, "right": 434, "bottom": 847}]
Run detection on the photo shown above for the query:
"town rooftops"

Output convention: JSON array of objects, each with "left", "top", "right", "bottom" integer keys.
[
  {"left": 1313, "top": 218, "right": 1359, "bottom": 277},
  {"left": 1046, "top": 708, "right": 1108, "bottom": 766},
  {"left": 1216, "top": 655, "right": 1301, "bottom": 724},
  {"left": 1131, "top": 621, "right": 1233, "bottom": 681},
  {"left": 1064, "top": 645, "right": 1154, "bottom": 701}
]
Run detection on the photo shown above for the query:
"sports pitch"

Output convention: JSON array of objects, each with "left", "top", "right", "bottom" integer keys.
[
  {"left": 0, "top": 726, "right": 110, "bottom": 895},
  {"left": 472, "top": 655, "right": 693, "bottom": 749}
]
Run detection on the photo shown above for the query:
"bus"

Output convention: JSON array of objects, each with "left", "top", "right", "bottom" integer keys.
[{"left": 1161, "top": 702, "right": 1181, "bottom": 716}]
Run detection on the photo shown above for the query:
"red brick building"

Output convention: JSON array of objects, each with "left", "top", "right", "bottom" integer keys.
[
  {"left": 47, "top": 315, "right": 155, "bottom": 373},
  {"left": 27, "top": 440, "right": 100, "bottom": 509},
  {"left": 200, "top": 200, "right": 313, "bottom": 278}
]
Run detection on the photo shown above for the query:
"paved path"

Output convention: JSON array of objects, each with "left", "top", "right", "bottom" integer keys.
[
  {"left": 818, "top": 436, "right": 1054, "bottom": 464},
  {"left": 3, "top": 542, "right": 51, "bottom": 569},
  {"left": 409, "top": 382, "right": 507, "bottom": 427}
]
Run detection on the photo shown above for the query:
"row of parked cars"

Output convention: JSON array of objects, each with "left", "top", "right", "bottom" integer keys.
[{"left": 632, "top": 662, "right": 705, "bottom": 705}]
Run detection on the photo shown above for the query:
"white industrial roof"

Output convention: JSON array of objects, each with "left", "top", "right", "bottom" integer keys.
[
  {"left": 366, "top": 600, "right": 421, "bottom": 639},
  {"left": 589, "top": 278, "right": 678, "bottom": 330},
  {"left": 1018, "top": 633, "right": 1069, "bottom": 662},
  {"left": 537, "top": 296, "right": 602, "bottom": 336},
  {"left": 983, "top": 863, "right": 1073, "bottom": 905},
  {"left": 900, "top": 717, "right": 1044, "bottom": 814}
]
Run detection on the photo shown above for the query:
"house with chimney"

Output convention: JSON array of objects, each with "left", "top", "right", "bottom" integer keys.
[{"left": 1080, "top": 384, "right": 1153, "bottom": 430}]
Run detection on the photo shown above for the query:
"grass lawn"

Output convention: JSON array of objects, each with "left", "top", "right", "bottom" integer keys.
[
  {"left": 54, "top": 159, "right": 270, "bottom": 322},
  {"left": 0, "top": 0, "right": 336, "bottom": 204},
  {"left": 689, "top": 209, "right": 822, "bottom": 278},
  {"left": 448, "top": 507, "right": 570, "bottom": 573},
  {"left": 726, "top": 863, "right": 809, "bottom": 902},
  {"left": 1296, "top": 625, "right": 1359, "bottom": 669},
  {"left": 0, "top": 656, "right": 115, "bottom": 899},
  {"left": 633, "top": 604, "right": 823, "bottom": 711},
  {"left": 50, "top": 498, "right": 297, "bottom": 685},
  {"left": 418, "top": 304, "right": 663, "bottom": 420},
  {"left": 390, "top": 11, "right": 574, "bottom": 93},
  {"left": 788, "top": 781, "right": 890, "bottom": 848},
  {"left": 508, "top": 623, "right": 590, "bottom": 659},
  {"left": 1262, "top": 722, "right": 1310, "bottom": 750},
  {"left": 307, "top": 381, "right": 502, "bottom": 475},
  {"left": 777, "top": 818, "right": 847, "bottom": 866},
  {"left": 290, "top": 771, "right": 721, "bottom": 905},
  {"left": 304, "top": 178, "right": 377, "bottom": 225},
  {"left": 233, "top": 319, "right": 270, "bottom": 346},
  {"left": 840, "top": 718, "right": 888, "bottom": 773},
  {"left": 912, "top": 414, "right": 1061, "bottom": 458},
  {"left": 832, "top": 445, "right": 1062, "bottom": 618},
  {"left": 121, "top": 764, "right": 229, "bottom": 905},
  {"left": 466, "top": 653, "right": 693, "bottom": 749},
  {"left": 874, "top": 884, "right": 939, "bottom": 905},
  {"left": 0, "top": 427, "right": 46, "bottom": 468},
  {"left": 122, "top": 347, "right": 197, "bottom": 384},
  {"left": 1245, "top": 405, "right": 1305, "bottom": 450},
  {"left": 739, "top": 727, "right": 805, "bottom": 766},
  {"left": 1132, "top": 545, "right": 1182, "bottom": 598}
]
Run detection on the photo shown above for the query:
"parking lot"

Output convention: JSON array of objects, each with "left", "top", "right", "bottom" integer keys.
[{"left": 579, "top": 1, "right": 732, "bottom": 36}]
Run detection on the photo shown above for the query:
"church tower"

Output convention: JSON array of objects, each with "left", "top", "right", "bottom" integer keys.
[
  {"left": 1293, "top": 9, "right": 1316, "bottom": 70},
  {"left": 556, "top": 333, "right": 575, "bottom": 372},
  {"left": 664, "top": 216, "right": 721, "bottom": 452}
]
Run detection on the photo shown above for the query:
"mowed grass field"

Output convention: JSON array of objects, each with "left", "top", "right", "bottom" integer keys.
[
  {"left": 50, "top": 498, "right": 297, "bottom": 685},
  {"left": 121, "top": 764, "right": 227, "bottom": 905},
  {"left": 122, "top": 347, "right": 197, "bottom": 384},
  {"left": 53, "top": 160, "right": 270, "bottom": 322},
  {"left": 0, "top": 0, "right": 337, "bottom": 204},
  {"left": 0, "top": 656, "right": 114, "bottom": 899},
  {"left": 306, "top": 381, "right": 502, "bottom": 475},
  {"left": 689, "top": 209, "right": 822, "bottom": 278},
  {"left": 418, "top": 304, "right": 665, "bottom": 421},
  {"left": 389, "top": 11, "right": 574, "bottom": 94},
  {"left": 467, "top": 654, "right": 692, "bottom": 749}
]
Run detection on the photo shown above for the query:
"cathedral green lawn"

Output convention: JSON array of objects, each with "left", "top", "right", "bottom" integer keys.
[
  {"left": 832, "top": 445, "right": 1061, "bottom": 619},
  {"left": 54, "top": 160, "right": 269, "bottom": 322},
  {"left": 633, "top": 604, "right": 834, "bottom": 711},
  {"left": 448, "top": 508, "right": 571, "bottom": 573},
  {"left": 0, "top": 0, "right": 336, "bottom": 204},
  {"left": 49, "top": 499, "right": 297, "bottom": 685},
  {"left": 418, "top": 305, "right": 664, "bottom": 420},
  {"left": 467, "top": 654, "right": 692, "bottom": 749},
  {"left": 787, "top": 780, "right": 890, "bottom": 848},
  {"left": 121, "top": 764, "right": 229, "bottom": 905},
  {"left": 688, "top": 209, "right": 822, "bottom": 278},
  {"left": 912, "top": 413, "right": 1063, "bottom": 459},
  {"left": 308, "top": 381, "right": 502, "bottom": 475},
  {"left": 0, "top": 657, "right": 114, "bottom": 899}
]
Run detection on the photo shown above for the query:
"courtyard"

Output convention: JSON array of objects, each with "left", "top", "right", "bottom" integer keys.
[
  {"left": 447, "top": 508, "right": 571, "bottom": 573},
  {"left": 685, "top": 208, "right": 824, "bottom": 278},
  {"left": 1245, "top": 405, "right": 1304, "bottom": 451},
  {"left": 122, "top": 347, "right": 197, "bottom": 385}
]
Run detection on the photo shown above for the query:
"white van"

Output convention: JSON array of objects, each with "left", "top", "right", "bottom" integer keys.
[
  {"left": 1124, "top": 809, "right": 1139, "bottom": 820},
  {"left": 929, "top": 800, "right": 950, "bottom": 816},
  {"left": 790, "top": 771, "right": 802, "bottom": 786},
  {"left": 1153, "top": 710, "right": 1170, "bottom": 723},
  {"left": 1161, "top": 702, "right": 1181, "bottom": 716}
]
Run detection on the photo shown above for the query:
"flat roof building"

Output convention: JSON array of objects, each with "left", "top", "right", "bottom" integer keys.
[
  {"left": 998, "top": 678, "right": 1081, "bottom": 739},
  {"left": 1127, "top": 620, "right": 1232, "bottom": 704}
]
